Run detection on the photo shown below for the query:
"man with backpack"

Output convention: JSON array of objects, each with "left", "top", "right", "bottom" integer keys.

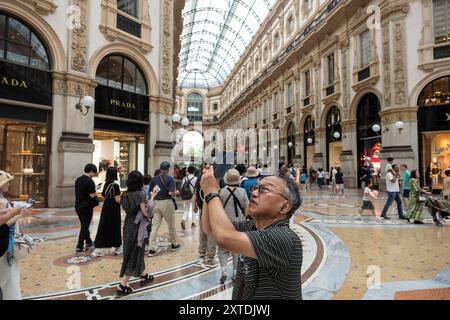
[
  {"left": 180, "top": 166, "right": 198, "bottom": 230},
  {"left": 218, "top": 169, "right": 249, "bottom": 284}
]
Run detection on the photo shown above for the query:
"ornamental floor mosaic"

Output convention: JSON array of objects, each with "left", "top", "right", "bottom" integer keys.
[{"left": 16, "top": 188, "right": 450, "bottom": 300}]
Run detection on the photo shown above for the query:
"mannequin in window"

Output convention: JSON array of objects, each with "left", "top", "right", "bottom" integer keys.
[{"left": 430, "top": 157, "right": 441, "bottom": 187}]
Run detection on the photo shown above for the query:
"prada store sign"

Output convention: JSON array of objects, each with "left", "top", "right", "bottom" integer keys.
[
  {"left": 418, "top": 105, "right": 450, "bottom": 132},
  {"left": 95, "top": 85, "right": 149, "bottom": 122},
  {"left": 0, "top": 60, "right": 52, "bottom": 106}
]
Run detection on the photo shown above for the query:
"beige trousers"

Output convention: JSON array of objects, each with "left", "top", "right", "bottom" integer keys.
[
  {"left": 198, "top": 210, "right": 217, "bottom": 259},
  {"left": 149, "top": 199, "right": 178, "bottom": 252}
]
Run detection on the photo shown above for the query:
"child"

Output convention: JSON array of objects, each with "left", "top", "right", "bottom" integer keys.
[{"left": 358, "top": 181, "right": 377, "bottom": 218}]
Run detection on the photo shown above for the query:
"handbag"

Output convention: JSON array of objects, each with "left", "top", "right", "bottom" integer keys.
[
  {"left": 23, "top": 160, "right": 34, "bottom": 174},
  {"left": 158, "top": 174, "right": 178, "bottom": 210},
  {"left": 13, "top": 234, "right": 34, "bottom": 261}
]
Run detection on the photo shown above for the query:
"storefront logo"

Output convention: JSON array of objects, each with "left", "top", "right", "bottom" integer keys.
[
  {"left": 446, "top": 113, "right": 450, "bottom": 121},
  {"left": 110, "top": 99, "right": 136, "bottom": 110},
  {"left": 435, "top": 144, "right": 450, "bottom": 155},
  {"left": 0, "top": 77, "right": 28, "bottom": 88}
]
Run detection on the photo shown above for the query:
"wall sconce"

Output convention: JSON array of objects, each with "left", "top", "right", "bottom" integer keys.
[
  {"left": 307, "top": 138, "right": 313, "bottom": 144},
  {"left": 395, "top": 121, "right": 404, "bottom": 134},
  {"left": 333, "top": 132, "right": 341, "bottom": 139},
  {"left": 165, "top": 113, "right": 190, "bottom": 128},
  {"left": 75, "top": 95, "right": 95, "bottom": 116},
  {"left": 372, "top": 124, "right": 381, "bottom": 133},
  {"left": 288, "top": 142, "right": 293, "bottom": 148}
]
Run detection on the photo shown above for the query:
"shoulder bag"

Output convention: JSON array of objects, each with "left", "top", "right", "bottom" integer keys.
[{"left": 158, "top": 174, "right": 178, "bottom": 210}]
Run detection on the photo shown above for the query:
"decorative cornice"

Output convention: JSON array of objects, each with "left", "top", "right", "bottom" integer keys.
[{"left": 21, "top": 0, "right": 57, "bottom": 15}]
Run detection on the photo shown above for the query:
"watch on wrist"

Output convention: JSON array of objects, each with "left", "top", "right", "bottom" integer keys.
[{"left": 205, "top": 193, "right": 220, "bottom": 205}]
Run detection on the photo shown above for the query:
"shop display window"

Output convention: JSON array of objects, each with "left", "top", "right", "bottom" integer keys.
[
  {"left": 0, "top": 120, "right": 47, "bottom": 205},
  {"left": 93, "top": 130, "right": 145, "bottom": 190},
  {"left": 422, "top": 132, "right": 450, "bottom": 190}
]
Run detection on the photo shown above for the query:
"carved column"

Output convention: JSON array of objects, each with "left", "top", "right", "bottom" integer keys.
[
  {"left": 340, "top": 37, "right": 350, "bottom": 120},
  {"left": 71, "top": 0, "right": 87, "bottom": 72}
]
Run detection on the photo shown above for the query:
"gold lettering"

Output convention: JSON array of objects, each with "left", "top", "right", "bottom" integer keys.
[
  {"left": 109, "top": 99, "right": 136, "bottom": 109},
  {"left": 0, "top": 77, "right": 28, "bottom": 88}
]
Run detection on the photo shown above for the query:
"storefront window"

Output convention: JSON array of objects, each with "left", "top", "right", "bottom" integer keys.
[
  {"left": 357, "top": 93, "right": 381, "bottom": 188},
  {"left": 0, "top": 14, "right": 49, "bottom": 70},
  {"left": 0, "top": 120, "right": 48, "bottom": 205},
  {"left": 304, "top": 116, "right": 315, "bottom": 168},
  {"left": 418, "top": 76, "right": 450, "bottom": 190},
  {"left": 93, "top": 130, "right": 145, "bottom": 190},
  {"left": 326, "top": 106, "right": 342, "bottom": 170},
  {"left": 418, "top": 76, "right": 450, "bottom": 106},
  {"left": 95, "top": 55, "right": 148, "bottom": 95}
]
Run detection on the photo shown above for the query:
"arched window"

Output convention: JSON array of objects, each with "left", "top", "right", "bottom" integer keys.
[
  {"left": 0, "top": 13, "right": 50, "bottom": 70},
  {"left": 96, "top": 55, "right": 147, "bottom": 95},
  {"left": 326, "top": 106, "right": 342, "bottom": 141},
  {"left": 274, "top": 32, "right": 280, "bottom": 50},
  {"left": 418, "top": 76, "right": 450, "bottom": 106},
  {"left": 187, "top": 92, "right": 203, "bottom": 122}
]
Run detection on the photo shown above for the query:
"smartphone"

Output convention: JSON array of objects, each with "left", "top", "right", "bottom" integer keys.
[
  {"left": 12, "top": 201, "right": 34, "bottom": 209},
  {"left": 153, "top": 185, "right": 161, "bottom": 194}
]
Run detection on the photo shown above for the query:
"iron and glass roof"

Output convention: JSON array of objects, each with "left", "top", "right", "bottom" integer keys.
[{"left": 178, "top": 0, "right": 276, "bottom": 89}]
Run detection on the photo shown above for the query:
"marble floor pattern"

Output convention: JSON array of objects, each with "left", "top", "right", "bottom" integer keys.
[{"left": 16, "top": 188, "right": 450, "bottom": 300}]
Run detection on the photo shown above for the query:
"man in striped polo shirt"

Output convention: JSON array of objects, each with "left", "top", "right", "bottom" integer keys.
[{"left": 200, "top": 166, "right": 303, "bottom": 300}]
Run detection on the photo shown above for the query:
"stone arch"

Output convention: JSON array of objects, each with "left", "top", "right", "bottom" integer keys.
[
  {"left": 321, "top": 102, "right": 343, "bottom": 129},
  {"left": 89, "top": 43, "right": 158, "bottom": 96},
  {"left": 184, "top": 89, "right": 206, "bottom": 104},
  {"left": 299, "top": 112, "right": 314, "bottom": 132},
  {"left": 283, "top": 120, "right": 296, "bottom": 137},
  {"left": 349, "top": 87, "right": 383, "bottom": 121},
  {"left": 409, "top": 70, "right": 450, "bottom": 108},
  {"left": 0, "top": 2, "right": 67, "bottom": 72}
]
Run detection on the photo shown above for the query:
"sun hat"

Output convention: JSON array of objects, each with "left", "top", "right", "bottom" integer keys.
[
  {"left": 0, "top": 171, "right": 14, "bottom": 189},
  {"left": 224, "top": 169, "right": 241, "bottom": 186},
  {"left": 245, "top": 166, "right": 259, "bottom": 178}
]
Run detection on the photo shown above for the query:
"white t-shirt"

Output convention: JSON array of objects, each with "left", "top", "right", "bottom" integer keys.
[
  {"left": 363, "top": 187, "right": 371, "bottom": 201},
  {"left": 182, "top": 174, "right": 197, "bottom": 192},
  {"left": 385, "top": 163, "right": 393, "bottom": 173},
  {"left": 331, "top": 169, "right": 337, "bottom": 181},
  {"left": 385, "top": 172, "right": 399, "bottom": 192}
]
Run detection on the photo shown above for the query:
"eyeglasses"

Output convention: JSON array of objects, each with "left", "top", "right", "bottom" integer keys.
[{"left": 251, "top": 184, "right": 290, "bottom": 201}]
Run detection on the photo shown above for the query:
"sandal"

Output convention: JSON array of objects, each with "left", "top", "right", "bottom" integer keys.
[
  {"left": 140, "top": 273, "right": 155, "bottom": 285},
  {"left": 116, "top": 284, "right": 133, "bottom": 296}
]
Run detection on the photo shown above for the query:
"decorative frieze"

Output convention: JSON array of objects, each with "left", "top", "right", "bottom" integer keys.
[
  {"left": 393, "top": 20, "right": 407, "bottom": 106},
  {"left": 71, "top": 0, "right": 87, "bottom": 72},
  {"left": 382, "top": 23, "right": 392, "bottom": 106},
  {"left": 379, "top": 107, "right": 418, "bottom": 126},
  {"left": 161, "top": 0, "right": 172, "bottom": 96},
  {"left": 340, "top": 38, "right": 350, "bottom": 120}
]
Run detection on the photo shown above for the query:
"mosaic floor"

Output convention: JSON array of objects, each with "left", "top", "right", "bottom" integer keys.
[{"left": 15, "top": 187, "right": 450, "bottom": 300}]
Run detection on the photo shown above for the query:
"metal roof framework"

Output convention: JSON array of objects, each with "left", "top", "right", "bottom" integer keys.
[{"left": 178, "top": 0, "right": 276, "bottom": 89}]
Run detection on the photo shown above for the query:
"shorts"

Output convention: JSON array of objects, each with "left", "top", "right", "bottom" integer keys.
[
  {"left": 361, "top": 201, "right": 375, "bottom": 210},
  {"left": 336, "top": 184, "right": 344, "bottom": 190},
  {"left": 301, "top": 181, "right": 306, "bottom": 185},
  {"left": 403, "top": 189, "right": 410, "bottom": 198}
]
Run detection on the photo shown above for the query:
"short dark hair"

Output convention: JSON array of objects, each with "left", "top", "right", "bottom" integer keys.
[
  {"left": 387, "top": 157, "right": 394, "bottom": 163},
  {"left": 144, "top": 174, "right": 152, "bottom": 185},
  {"left": 235, "top": 164, "right": 247, "bottom": 176},
  {"left": 84, "top": 164, "right": 98, "bottom": 174},
  {"left": 188, "top": 166, "right": 196, "bottom": 174},
  {"left": 105, "top": 167, "right": 118, "bottom": 182},
  {"left": 126, "top": 171, "right": 144, "bottom": 192},
  {"left": 154, "top": 169, "right": 161, "bottom": 176}
]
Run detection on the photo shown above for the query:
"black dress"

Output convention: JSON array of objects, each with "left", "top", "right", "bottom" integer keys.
[
  {"left": 94, "top": 182, "right": 122, "bottom": 249},
  {"left": 119, "top": 191, "right": 146, "bottom": 278}
]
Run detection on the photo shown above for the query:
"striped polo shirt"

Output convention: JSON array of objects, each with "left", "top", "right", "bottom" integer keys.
[{"left": 232, "top": 218, "right": 303, "bottom": 300}]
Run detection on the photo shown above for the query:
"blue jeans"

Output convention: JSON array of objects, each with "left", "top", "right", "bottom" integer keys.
[{"left": 381, "top": 191, "right": 403, "bottom": 218}]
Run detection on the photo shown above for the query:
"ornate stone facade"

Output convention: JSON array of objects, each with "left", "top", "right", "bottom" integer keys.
[
  {"left": 70, "top": 0, "right": 87, "bottom": 72},
  {"left": 161, "top": 0, "right": 172, "bottom": 96}
]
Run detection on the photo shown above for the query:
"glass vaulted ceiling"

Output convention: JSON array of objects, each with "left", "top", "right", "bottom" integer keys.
[{"left": 178, "top": 0, "right": 277, "bottom": 89}]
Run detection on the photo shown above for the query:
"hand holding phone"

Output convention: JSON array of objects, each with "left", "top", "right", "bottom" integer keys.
[{"left": 153, "top": 185, "right": 161, "bottom": 194}]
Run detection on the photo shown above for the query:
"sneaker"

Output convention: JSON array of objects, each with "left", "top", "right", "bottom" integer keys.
[
  {"left": 414, "top": 220, "right": 424, "bottom": 224},
  {"left": 181, "top": 220, "right": 186, "bottom": 230},
  {"left": 114, "top": 247, "right": 123, "bottom": 255},
  {"left": 92, "top": 249, "right": 105, "bottom": 257},
  {"left": 86, "top": 242, "right": 94, "bottom": 250},
  {"left": 383, "top": 216, "right": 391, "bottom": 220},
  {"left": 76, "top": 247, "right": 84, "bottom": 253},
  {"left": 204, "top": 259, "right": 215, "bottom": 266},
  {"left": 148, "top": 250, "right": 158, "bottom": 257},
  {"left": 171, "top": 244, "right": 181, "bottom": 251}
]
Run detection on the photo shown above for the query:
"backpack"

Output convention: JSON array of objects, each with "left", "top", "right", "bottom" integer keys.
[{"left": 180, "top": 175, "right": 195, "bottom": 200}]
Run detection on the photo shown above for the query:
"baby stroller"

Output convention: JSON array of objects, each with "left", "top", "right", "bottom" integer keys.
[{"left": 425, "top": 196, "right": 450, "bottom": 227}]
